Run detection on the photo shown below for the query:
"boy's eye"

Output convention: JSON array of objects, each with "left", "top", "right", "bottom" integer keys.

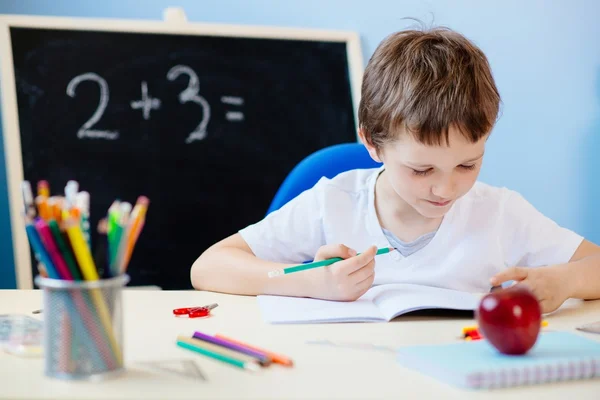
[
  {"left": 412, "top": 168, "right": 433, "bottom": 176},
  {"left": 412, "top": 164, "right": 476, "bottom": 176}
]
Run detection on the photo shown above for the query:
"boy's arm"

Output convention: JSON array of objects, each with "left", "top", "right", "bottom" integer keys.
[
  {"left": 564, "top": 239, "right": 600, "bottom": 300},
  {"left": 191, "top": 233, "right": 378, "bottom": 301},
  {"left": 490, "top": 239, "right": 600, "bottom": 313},
  {"left": 190, "top": 233, "right": 311, "bottom": 297}
]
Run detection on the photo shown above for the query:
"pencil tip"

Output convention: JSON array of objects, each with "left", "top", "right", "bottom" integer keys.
[{"left": 245, "top": 362, "right": 261, "bottom": 372}]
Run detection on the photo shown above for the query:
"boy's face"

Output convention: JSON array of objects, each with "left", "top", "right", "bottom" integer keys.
[{"left": 364, "top": 126, "right": 487, "bottom": 219}]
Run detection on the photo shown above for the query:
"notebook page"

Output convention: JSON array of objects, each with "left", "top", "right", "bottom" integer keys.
[
  {"left": 372, "top": 284, "right": 480, "bottom": 321},
  {"left": 257, "top": 288, "right": 385, "bottom": 324},
  {"left": 396, "top": 331, "right": 600, "bottom": 389}
]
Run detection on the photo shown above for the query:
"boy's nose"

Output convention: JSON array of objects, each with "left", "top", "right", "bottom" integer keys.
[{"left": 431, "top": 178, "right": 456, "bottom": 199}]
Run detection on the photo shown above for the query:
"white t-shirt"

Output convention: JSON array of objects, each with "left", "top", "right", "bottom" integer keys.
[{"left": 239, "top": 167, "right": 583, "bottom": 292}]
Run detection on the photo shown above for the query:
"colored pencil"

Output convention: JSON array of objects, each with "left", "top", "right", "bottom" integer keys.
[
  {"left": 120, "top": 196, "right": 149, "bottom": 273},
  {"left": 182, "top": 336, "right": 262, "bottom": 365},
  {"left": 112, "top": 202, "right": 131, "bottom": 277},
  {"left": 21, "top": 179, "right": 149, "bottom": 377},
  {"left": 34, "top": 218, "right": 73, "bottom": 280},
  {"left": 76, "top": 191, "right": 91, "bottom": 250},
  {"left": 48, "top": 219, "right": 82, "bottom": 280},
  {"left": 267, "top": 247, "right": 395, "bottom": 277},
  {"left": 25, "top": 222, "right": 58, "bottom": 279},
  {"left": 64, "top": 217, "right": 122, "bottom": 364},
  {"left": 95, "top": 219, "right": 110, "bottom": 279},
  {"left": 58, "top": 311, "right": 71, "bottom": 373},
  {"left": 62, "top": 290, "right": 112, "bottom": 370},
  {"left": 37, "top": 180, "right": 50, "bottom": 198},
  {"left": 214, "top": 334, "right": 294, "bottom": 367},
  {"left": 176, "top": 336, "right": 260, "bottom": 372},
  {"left": 21, "top": 181, "right": 36, "bottom": 218},
  {"left": 35, "top": 196, "right": 51, "bottom": 220},
  {"left": 64, "top": 217, "right": 99, "bottom": 280},
  {"left": 192, "top": 331, "right": 272, "bottom": 366}
]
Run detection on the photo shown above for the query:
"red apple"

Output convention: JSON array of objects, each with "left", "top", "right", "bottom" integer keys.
[{"left": 476, "top": 286, "right": 541, "bottom": 355}]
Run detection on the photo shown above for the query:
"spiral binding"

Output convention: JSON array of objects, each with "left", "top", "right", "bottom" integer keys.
[{"left": 467, "top": 358, "right": 600, "bottom": 389}]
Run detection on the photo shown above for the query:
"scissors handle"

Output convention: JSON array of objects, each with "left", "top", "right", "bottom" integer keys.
[{"left": 173, "top": 303, "right": 219, "bottom": 317}]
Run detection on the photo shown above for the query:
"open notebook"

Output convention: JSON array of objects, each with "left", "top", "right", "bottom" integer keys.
[
  {"left": 396, "top": 331, "right": 600, "bottom": 389},
  {"left": 257, "top": 283, "right": 481, "bottom": 324}
]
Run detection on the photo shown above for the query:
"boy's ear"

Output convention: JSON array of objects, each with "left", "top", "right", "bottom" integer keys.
[{"left": 358, "top": 128, "right": 382, "bottom": 163}]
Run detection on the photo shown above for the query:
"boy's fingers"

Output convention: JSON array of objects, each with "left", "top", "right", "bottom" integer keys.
[
  {"left": 349, "top": 259, "right": 375, "bottom": 283},
  {"left": 490, "top": 266, "right": 528, "bottom": 286},
  {"left": 315, "top": 244, "right": 356, "bottom": 261},
  {"left": 354, "top": 271, "right": 375, "bottom": 298},
  {"left": 513, "top": 280, "right": 540, "bottom": 299},
  {"left": 336, "top": 245, "right": 377, "bottom": 275}
]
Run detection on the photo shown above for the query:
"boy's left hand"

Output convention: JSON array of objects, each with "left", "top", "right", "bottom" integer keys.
[{"left": 489, "top": 265, "right": 573, "bottom": 314}]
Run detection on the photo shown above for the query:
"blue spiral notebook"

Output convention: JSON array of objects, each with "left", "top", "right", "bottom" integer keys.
[{"left": 396, "top": 331, "right": 600, "bottom": 389}]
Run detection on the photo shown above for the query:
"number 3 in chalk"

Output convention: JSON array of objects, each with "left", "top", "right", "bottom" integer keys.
[{"left": 167, "top": 65, "right": 211, "bottom": 143}]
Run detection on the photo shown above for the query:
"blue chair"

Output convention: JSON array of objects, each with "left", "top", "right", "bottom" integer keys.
[{"left": 266, "top": 142, "right": 382, "bottom": 215}]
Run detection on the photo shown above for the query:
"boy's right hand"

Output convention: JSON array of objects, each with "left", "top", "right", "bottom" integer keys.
[{"left": 303, "top": 244, "right": 377, "bottom": 301}]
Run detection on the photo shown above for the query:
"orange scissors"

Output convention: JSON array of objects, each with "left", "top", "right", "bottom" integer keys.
[{"left": 173, "top": 303, "right": 218, "bottom": 318}]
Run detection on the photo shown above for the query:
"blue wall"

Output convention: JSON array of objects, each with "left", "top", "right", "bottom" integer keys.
[{"left": 1, "top": 0, "right": 599, "bottom": 288}]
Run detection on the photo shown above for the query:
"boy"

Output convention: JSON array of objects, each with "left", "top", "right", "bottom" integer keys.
[{"left": 191, "top": 27, "right": 600, "bottom": 313}]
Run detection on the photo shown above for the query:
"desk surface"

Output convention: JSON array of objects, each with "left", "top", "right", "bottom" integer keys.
[{"left": 1, "top": 289, "right": 600, "bottom": 400}]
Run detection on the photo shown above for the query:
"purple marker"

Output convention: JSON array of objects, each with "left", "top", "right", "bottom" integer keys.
[{"left": 192, "top": 331, "right": 272, "bottom": 366}]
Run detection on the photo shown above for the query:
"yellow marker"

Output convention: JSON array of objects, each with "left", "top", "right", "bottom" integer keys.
[{"left": 65, "top": 218, "right": 122, "bottom": 364}]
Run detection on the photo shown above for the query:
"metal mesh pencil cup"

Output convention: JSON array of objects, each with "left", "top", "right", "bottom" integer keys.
[{"left": 34, "top": 274, "right": 129, "bottom": 380}]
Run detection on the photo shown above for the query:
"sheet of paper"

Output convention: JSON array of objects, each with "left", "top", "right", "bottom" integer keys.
[
  {"left": 257, "top": 291, "right": 384, "bottom": 324},
  {"left": 257, "top": 284, "right": 482, "bottom": 324},
  {"left": 372, "top": 284, "right": 480, "bottom": 320}
]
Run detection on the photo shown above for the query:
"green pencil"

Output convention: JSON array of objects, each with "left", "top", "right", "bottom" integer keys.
[
  {"left": 176, "top": 338, "right": 260, "bottom": 372},
  {"left": 267, "top": 247, "right": 395, "bottom": 278},
  {"left": 48, "top": 219, "right": 82, "bottom": 280}
]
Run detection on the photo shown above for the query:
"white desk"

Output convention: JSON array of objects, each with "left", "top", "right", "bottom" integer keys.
[{"left": 1, "top": 289, "right": 599, "bottom": 400}]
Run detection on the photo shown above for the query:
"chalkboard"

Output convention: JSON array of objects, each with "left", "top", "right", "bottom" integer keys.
[{"left": 0, "top": 15, "right": 363, "bottom": 289}]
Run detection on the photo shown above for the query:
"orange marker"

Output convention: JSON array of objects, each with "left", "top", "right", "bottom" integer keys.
[{"left": 214, "top": 334, "right": 294, "bottom": 367}]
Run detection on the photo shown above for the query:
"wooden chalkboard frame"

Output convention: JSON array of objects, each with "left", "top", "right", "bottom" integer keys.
[{"left": 0, "top": 11, "right": 364, "bottom": 289}]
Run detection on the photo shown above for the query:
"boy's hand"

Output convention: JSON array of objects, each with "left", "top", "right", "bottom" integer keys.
[
  {"left": 304, "top": 244, "right": 377, "bottom": 301},
  {"left": 489, "top": 265, "right": 572, "bottom": 313}
]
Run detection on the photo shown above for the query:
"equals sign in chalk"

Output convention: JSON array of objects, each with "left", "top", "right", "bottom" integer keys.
[{"left": 221, "top": 96, "right": 245, "bottom": 122}]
